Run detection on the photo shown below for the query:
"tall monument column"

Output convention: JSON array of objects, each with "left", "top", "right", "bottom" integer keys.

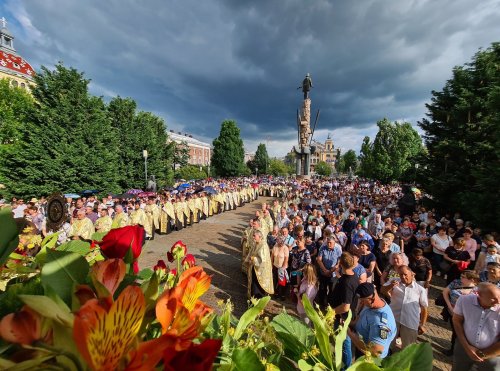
[{"left": 294, "top": 73, "right": 315, "bottom": 178}]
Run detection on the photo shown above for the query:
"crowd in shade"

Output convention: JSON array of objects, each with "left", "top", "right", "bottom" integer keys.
[{"left": 241, "top": 177, "right": 499, "bottom": 371}]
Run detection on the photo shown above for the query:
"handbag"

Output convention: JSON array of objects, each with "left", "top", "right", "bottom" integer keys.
[{"left": 439, "top": 261, "right": 452, "bottom": 273}]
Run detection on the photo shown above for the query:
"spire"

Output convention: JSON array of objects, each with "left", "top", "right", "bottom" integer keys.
[{"left": 0, "top": 16, "right": 16, "bottom": 54}]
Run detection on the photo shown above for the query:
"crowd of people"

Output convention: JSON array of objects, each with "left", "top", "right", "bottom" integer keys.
[
  {"left": 1, "top": 180, "right": 287, "bottom": 249},
  {"left": 2, "top": 175, "right": 499, "bottom": 370},
  {"left": 241, "top": 178, "right": 499, "bottom": 370}
]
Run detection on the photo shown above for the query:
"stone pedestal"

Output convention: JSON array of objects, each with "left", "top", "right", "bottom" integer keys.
[{"left": 295, "top": 98, "right": 314, "bottom": 177}]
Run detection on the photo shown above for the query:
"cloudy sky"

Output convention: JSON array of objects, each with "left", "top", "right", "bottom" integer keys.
[{"left": 1, "top": 0, "right": 499, "bottom": 156}]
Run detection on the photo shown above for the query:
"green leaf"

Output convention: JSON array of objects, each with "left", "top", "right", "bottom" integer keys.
[
  {"left": 301, "top": 295, "right": 333, "bottom": 369},
  {"left": 137, "top": 268, "right": 154, "bottom": 280},
  {"left": 334, "top": 310, "right": 352, "bottom": 371},
  {"left": 231, "top": 348, "right": 265, "bottom": 371},
  {"left": 41, "top": 232, "right": 61, "bottom": 250},
  {"left": 141, "top": 271, "right": 159, "bottom": 309},
  {"left": 57, "top": 240, "right": 91, "bottom": 256},
  {"left": 345, "top": 360, "right": 382, "bottom": 371},
  {"left": 233, "top": 296, "right": 270, "bottom": 340},
  {"left": 297, "top": 359, "right": 313, "bottom": 371},
  {"left": 0, "top": 355, "right": 56, "bottom": 370},
  {"left": 41, "top": 250, "right": 89, "bottom": 305},
  {"left": 381, "top": 342, "right": 433, "bottom": 371},
  {"left": 52, "top": 320, "right": 84, "bottom": 371},
  {"left": 91, "top": 231, "right": 108, "bottom": 241},
  {"left": 0, "top": 207, "right": 19, "bottom": 267},
  {"left": 19, "top": 295, "right": 73, "bottom": 327},
  {"left": 270, "top": 312, "right": 314, "bottom": 360}
]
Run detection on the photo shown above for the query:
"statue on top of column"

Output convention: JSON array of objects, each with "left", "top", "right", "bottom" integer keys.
[{"left": 298, "top": 73, "right": 313, "bottom": 100}]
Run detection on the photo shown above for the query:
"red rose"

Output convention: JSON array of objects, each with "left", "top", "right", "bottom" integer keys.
[
  {"left": 154, "top": 260, "right": 168, "bottom": 272},
  {"left": 170, "top": 240, "right": 187, "bottom": 259},
  {"left": 98, "top": 225, "right": 144, "bottom": 260},
  {"left": 182, "top": 254, "right": 196, "bottom": 268},
  {"left": 167, "top": 251, "right": 174, "bottom": 263},
  {"left": 163, "top": 339, "right": 222, "bottom": 371}
]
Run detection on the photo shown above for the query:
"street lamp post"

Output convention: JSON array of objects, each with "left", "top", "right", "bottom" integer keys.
[
  {"left": 414, "top": 163, "right": 419, "bottom": 183},
  {"left": 143, "top": 150, "right": 148, "bottom": 188},
  {"left": 255, "top": 167, "right": 258, "bottom": 177}
]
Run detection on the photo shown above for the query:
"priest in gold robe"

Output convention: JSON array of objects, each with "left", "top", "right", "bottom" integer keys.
[
  {"left": 160, "top": 197, "right": 176, "bottom": 234},
  {"left": 111, "top": 205, "right": 129, "bottom": 229},
  {"left": 70, "top": 209, "right": 95, "bottom": 241},
  {"left": 246, "top": 229, "right": 274, "bottom": 298},
  {"left": 144, "top": 198, "right": 160, "bottom": 239},
  {"left": 94, "top": 208, "right": 112, "bottom": 235},
  {"left": 130, "top": 202, "right": 148, "bottom": 230}
]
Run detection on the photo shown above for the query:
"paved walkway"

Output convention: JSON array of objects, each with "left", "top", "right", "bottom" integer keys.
[{"left": 139, "top": 197, "right": 453, "bottom": 371}]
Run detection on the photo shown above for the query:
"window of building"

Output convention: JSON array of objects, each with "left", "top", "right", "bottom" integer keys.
[
  {"left": 4, "top": 37, "right": 12, "bottom": 47},
  {"left": 11, "top": 80, "right": 18, "bottom": 87},
  {"left": 20, "top": 83, "right": 25, "bottom": 89}
]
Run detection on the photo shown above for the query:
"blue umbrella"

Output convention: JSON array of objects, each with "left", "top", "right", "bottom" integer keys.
[
  {"left": 203, "top": 186, "right": 217, "bottom": 195},
  {"left": 81, "top": 189, "right": 100, "bottom": 195},
  {"left": 64, "top": 193, "right": 81, "bottom": 199}
]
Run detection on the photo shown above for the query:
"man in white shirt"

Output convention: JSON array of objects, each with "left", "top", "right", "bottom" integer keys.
[
  {"left": 382, "top": 265, "right": 428, "bottom": 350},
  {"left": 452, "top": 283, "right": 500, "bottom": 371},
  {"left": 276, "top": 208, "right": 291, "bottom": 229}
]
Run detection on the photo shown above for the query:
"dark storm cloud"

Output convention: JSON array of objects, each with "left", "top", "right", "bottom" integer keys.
[{"left": 2, "top": 0, "right": 499, "bottom": 155}]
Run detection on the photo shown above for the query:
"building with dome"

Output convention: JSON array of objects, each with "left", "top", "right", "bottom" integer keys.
[{"left": 0, "top": 17, "right": 35, "bottom": 90}]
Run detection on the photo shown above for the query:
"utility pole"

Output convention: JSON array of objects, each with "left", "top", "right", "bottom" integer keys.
[{"left": 143, "top": 150, "right": 148, "bottom": 188}]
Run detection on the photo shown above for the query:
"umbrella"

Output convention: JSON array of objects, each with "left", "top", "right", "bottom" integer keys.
[
  {"left": 203, "top": 186, "right": 217, "bottom": 195},
  {"left": 126, "top": 189, "right": 144, "bottom": 195},
  {"left": 64, "top": 193, "right": 81, "bottom": 199},
  {"left": 138, "top": 192, "right": 156, "bottom": 198},
  {"left": 120, "top": 193, "right": 137, "bottom": 199},
  {"left": 176, "top": 183, "right": 190, "bottom": 191},
  {"left": 81, "top": 189, "right": 100, "bottom": 195}
]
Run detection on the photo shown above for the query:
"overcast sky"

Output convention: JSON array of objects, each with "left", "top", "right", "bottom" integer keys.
[{"left": 2, "top": 0, "right": 499, "bottom": 156}]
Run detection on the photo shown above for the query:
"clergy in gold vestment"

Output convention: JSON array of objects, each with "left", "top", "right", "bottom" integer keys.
[
  {"left": 241, "top": 219, "right": 258, "bottom": 273},
  {"left": 200, "top": 194, "right": 209, "bottom": 219},
  {"left": 161, "top": 199, "right": 176, "bottom": 233},
  {"left": 70, "top": 209, "right": 95, "bottom": 240},
  {"left": 246, "top": 229, "right": 274, "bottom": 298},
  {"left": 130, "top": 203, "right": 149, "bottom": 229},
  {"left": 194, "top": 195, "right": 203, "bottom": 222},
  {"left": 111, "top": 205, "right": 129, "bottom": 229},
  {"left": 174, "top": 198, "right": 186, "bottom": 229},
  {"left": 144, "top": 199, "right": 160, "bottom": 237},
  {"left": 94, "top": 208, "right": 112, "bottom": 235}
]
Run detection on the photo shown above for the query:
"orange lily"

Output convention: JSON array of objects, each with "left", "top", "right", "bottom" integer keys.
[
  {"left": 0, "top": 306, "right": 44, "bottom": 345},
  {"left": 155, "top": 266, "right": 213, "bottom": 350},
  {"left": 91, "top": 258, "right": 126, "bottom": 297},
  {"left": 73, "top": 285, "right": 146, "bottom": 371}
]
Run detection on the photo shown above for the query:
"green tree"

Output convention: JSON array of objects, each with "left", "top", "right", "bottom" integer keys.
[
  {"left": 211, "top": 120, "right": 245, "bottom": 177},
  {"left": 108, "top": 98, "right": 171, "bottom": 189},
  {"left": 419, "top": 43, "right": 500, "bottom": 230},
  {"left": 336, "top": 149, "right": 358, "bottom": 173},
  {"left": 0, "top": 80, "right": 34, "bottom": 198},
  {"left": 0, "top": 79, "right": 33, "bottom": 145},
  {"left": 268, "top": 158, "right": 289, "bottom": 176},
  {"left": 2, "top": 64, "right": 121, "bottom": 197},
  {"left": 175, "top": 165, "right": 207, "bottom": 180},
  {"left": 170, "top": 141, "right": 190, "bottom": 172},
  {"left": 315, "top": 161, "right": 332, "bottom": 176},
  {"left": 135, "top": 111, "right": 171, "bottom": 188},
  {"left": 253, "top": 143, "right": 269, "bottom": 174},
  {"left": 357, "top": 119, "right": 423, "bottom": 182}
]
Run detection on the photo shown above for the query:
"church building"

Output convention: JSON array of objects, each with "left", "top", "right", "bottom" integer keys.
[{"left": 0, "top": 17, "right": 35, "bottom": 90}]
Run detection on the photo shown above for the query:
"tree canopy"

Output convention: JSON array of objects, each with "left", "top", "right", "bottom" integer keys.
[
  {"left": 253, "top": 143, "right": 269, "bottom": 175},
  {"left": 315, "top": 161, "right": 332, "bottom": 176},
  {"left": 336, "top": 149, "right": 357, "bottom": 174},
  {"left": 211, "top": 120, "right": 245, "bottom": 177},
  {"left": 357, "top": 118, "right": 424, "bottom": 183},
  {"left": 419, "top": 43, "right": 500, "bottom": 230},
  {"left": 0, "top": 63, "right": 172, "bottom": 198}
]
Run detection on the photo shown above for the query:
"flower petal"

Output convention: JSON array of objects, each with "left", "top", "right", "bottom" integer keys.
[
  {"left": 92, "top": 259, "right": 126, "bottom": 296},
  {"left": 73, "top": 286, "right": 146, "bottom": 370},
  {"left": 0, "top": 306, "right": 41, "bottom": 345}
]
